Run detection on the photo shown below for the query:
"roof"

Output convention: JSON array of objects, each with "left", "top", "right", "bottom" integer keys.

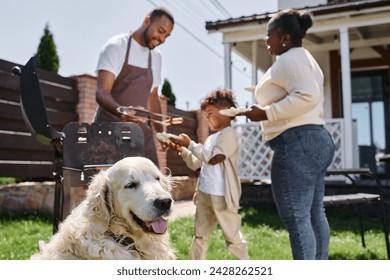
[
  {"left": 204, "top": 0, "right": 390, "bottom": 75},
  {"left": 205, "top": 0, "right": 390, "bottom": 31}
]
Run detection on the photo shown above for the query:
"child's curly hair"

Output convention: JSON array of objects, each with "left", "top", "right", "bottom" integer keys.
[{"left": 200, "top": 88, "right": 237, "bottom": 111}]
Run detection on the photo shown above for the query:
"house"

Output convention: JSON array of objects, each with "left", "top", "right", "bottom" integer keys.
[{"left": 205, "top": 0, "right": 390, "bottom": 180}]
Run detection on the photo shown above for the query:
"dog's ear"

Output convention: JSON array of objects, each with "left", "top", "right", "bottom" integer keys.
[
  {"left": 160, "top": 169, "right": 174, "bottom": 192},
  {"left": 85, "top": 170, "right": 112, "bottom": 234}
]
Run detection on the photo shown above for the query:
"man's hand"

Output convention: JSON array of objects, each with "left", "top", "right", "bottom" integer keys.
[{"left": 119, "top": 113, "right": 148, "bottom": 124}]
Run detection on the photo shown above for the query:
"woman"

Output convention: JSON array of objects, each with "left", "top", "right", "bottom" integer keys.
[{"left": 243, "top": 9, "right": 335, "bottom": 260}]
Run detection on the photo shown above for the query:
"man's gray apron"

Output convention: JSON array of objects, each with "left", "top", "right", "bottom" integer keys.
[{"left": 93, "top": 35, "right": 158, "bottom": 166}]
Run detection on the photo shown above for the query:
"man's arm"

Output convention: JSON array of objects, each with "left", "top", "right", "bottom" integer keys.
[
  {"left": 148, "top": 87, "right": 164, "bottom": 132},
  {"left": 96, "top": 70, "right": 119, "bottom": 116}
]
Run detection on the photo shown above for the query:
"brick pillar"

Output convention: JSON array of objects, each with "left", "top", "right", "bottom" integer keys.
[
  {"left": 195, "top": 109, "right": 209, "bottom": 144},
  {"left": 159, "top": 95, "right": 169, "bottom": 117},
  {"left": 155, "top": 95, "right": 169, "bottom": 172},
  {"left": 73, "top": 74, "right": 98, "bottom": 124}
]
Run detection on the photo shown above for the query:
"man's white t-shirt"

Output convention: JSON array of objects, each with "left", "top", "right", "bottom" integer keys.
[
  {"left": 198, "top": 131, "right": 225, "bottom": 196},
  {"left": 96, "top": 33, "right": 162, "bottom": 91}
]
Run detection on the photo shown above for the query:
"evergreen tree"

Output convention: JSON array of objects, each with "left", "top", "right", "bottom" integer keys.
[
  {"left": 161, "top": 79, "right": 176, "bottom": 106},
  {"left": 37, "top": 23, "right": 60, "bottom": 73}
]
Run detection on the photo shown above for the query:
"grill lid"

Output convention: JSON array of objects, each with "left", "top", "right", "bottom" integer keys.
[{"left": 13, "top": 55, "right": 63, "bottom": 145}]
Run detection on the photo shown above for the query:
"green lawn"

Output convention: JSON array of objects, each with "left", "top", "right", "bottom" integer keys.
[
  {"left": 170, "top": 207, "right": 388, "bottom": 260},
  {"left": 0, "top": 207, "right": 388, "bottom": 260}
]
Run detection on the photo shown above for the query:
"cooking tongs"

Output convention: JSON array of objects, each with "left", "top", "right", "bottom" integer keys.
[{"left": 116, "top": 106, "right": 183, "bottom": 126}]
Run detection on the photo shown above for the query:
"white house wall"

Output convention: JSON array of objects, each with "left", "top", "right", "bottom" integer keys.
[{"left": 312, "top": 51, "right": 332, "bottom": 119}]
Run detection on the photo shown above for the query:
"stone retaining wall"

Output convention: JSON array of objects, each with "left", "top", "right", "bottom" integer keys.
[
  {"left": 4, "top": 179, "right": 386, "bottom": 218},
  {"left": 0, "top": 177, "right": 197, "bottom": 217},
  {"left": 0, "top": 182, "right": 55, "bottom": 216}
]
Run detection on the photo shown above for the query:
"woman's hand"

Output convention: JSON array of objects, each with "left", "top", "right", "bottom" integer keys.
[{"left": 243, "top": 105, "right": 268, "bottom": 122}]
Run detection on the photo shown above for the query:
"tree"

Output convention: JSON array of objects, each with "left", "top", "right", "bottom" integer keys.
[
  {"left": 37, "top": 23, "right": 60, "bottom": 73},
  {"left": 161, "top": 79, "right": 176, "bottom": 106}
]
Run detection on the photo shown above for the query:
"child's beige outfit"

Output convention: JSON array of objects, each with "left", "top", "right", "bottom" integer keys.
[{"left": 179, "top": 126, "right": 248, "bottom": 260}]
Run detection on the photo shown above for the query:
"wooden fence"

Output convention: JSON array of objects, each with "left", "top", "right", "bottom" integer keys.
[
  {"left": 0, "top": 58, "right": 78, "bottom": 178},
  {"left": 0, "top": 58, "right": 199, "bottom": 180}
]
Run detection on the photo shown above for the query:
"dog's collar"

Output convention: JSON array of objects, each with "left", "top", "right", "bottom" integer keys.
[{"left": 109, "top": 233, "right": 136, "bottom": 248}]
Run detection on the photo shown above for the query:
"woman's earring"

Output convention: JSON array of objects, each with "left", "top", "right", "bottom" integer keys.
[{"left": 282, "top": 42, "right": 286, "bottom": 47}]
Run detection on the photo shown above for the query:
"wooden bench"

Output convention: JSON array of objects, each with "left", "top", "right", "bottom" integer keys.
[{"left": 325, "top": 168, "right": 390, "bottom": 259}]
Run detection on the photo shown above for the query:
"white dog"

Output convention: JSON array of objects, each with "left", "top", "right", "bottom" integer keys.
[{"left": 31, "top": 157, "right": 176, "bottom": 260}]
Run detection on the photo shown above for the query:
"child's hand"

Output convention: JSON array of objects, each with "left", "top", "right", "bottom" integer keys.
[
  {"left": 166, "top": 141, "right": 183, "bottom": 152},
  {"left": 192, "top": 191, "right": 198, "bottom": 205},
  {"left": 169, "top": 133, "right": 191, "bottom": 148}
]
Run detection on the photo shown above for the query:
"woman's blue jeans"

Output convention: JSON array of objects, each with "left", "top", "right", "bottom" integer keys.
[{"left": 268, "top": 125, "right": 335, "bottom": 260}]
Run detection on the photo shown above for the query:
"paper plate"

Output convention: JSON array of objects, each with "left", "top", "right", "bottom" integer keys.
[
  {"left": 156, "top": 132, "right": 177, "bottom": 143},
  {"left": 219, "top": 107, "right": 250, "bottom": 117}
]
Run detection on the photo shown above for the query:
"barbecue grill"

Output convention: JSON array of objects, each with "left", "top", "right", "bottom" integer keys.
[{"left": 13, "top": 55, "right": 145, "bottom": 232}]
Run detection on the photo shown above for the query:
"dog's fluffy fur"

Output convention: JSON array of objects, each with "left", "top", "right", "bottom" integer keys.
[{"left": 31, "top": 157, "right": 176, "bottom": 260}]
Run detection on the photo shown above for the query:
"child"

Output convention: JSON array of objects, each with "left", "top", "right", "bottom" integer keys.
[{"left": 166, "top": 88, "right": 248, "bottom": 260}]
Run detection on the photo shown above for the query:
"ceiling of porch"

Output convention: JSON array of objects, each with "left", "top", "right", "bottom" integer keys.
[{"left": 206, "top": 1, "right": 390, "bottom": 72}]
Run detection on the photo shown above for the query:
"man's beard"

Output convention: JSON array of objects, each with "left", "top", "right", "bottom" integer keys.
[{"left": 142, "top": 26, "right": 153, "bottom": 50}]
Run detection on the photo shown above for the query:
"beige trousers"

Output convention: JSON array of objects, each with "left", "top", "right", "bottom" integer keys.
[{"left": 189, "top": 191, "right": 249, "bottom": 260}]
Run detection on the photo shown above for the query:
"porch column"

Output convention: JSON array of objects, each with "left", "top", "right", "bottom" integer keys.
[
  {"left": 339, "top": 27, "right": 353, "bottom": 168},
  {"left": 224, "top": 42, "right": 232, "bottom": 89},
  {"left": 251, "top": 41, "right": 258, "bottom": 104}
]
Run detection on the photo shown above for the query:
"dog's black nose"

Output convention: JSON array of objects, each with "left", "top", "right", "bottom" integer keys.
[{"left": 154, "top": 198, "right": 172, "bottom": 211}]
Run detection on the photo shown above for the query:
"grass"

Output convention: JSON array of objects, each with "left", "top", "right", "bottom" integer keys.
[
  {"left": 170, "top": 207, "right": 388, "bottom": 260},
  {"left": 0, "top": 177, "right": 18, "bottom": 185},
  {"left": 0, "top": 215, "right": 53, "bottom": 260},
  {"left": 0, "top": 207, "right": 388, "bottom": 260}
]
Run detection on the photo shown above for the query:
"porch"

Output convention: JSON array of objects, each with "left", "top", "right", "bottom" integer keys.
[
  {"left": 233, "top": 118, "right": 362, "bottom": 181},
  {"left": 206, "top": 1, "right": 390, "bottom": 181},
  {"left": 233, "top": 118, "right": 390, "bottom": 207},
  {"left": 234, "top": 119, "right": 390, "bottom": 259}
]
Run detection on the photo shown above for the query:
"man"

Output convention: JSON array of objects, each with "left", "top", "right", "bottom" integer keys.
[{"left": 93, "top": 7, "right": 174, "bottom": 167}]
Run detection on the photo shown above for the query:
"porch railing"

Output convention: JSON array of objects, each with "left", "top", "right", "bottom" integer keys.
[{"left": 232, "top": 118, "right": 350, "bottom": 181}]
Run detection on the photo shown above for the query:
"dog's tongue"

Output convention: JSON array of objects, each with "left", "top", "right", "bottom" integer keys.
[{"left": 146, "top": 217, "right": 168, "bottom": 234}]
